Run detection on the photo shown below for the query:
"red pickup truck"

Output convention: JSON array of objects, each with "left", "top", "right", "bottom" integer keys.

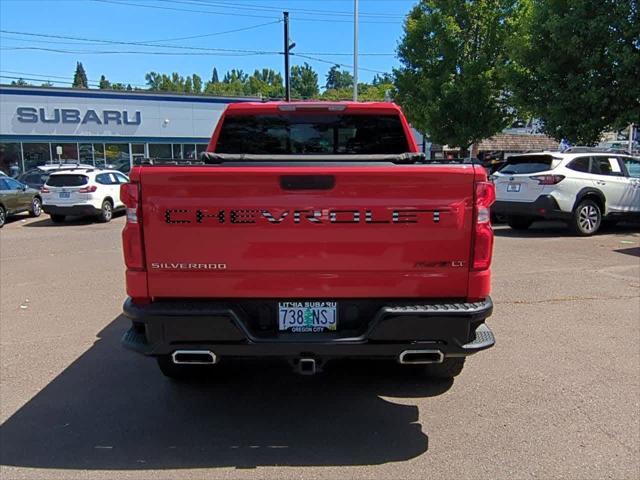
[{"left": 120, "top": 101, "right": 495, "bottom": 380}]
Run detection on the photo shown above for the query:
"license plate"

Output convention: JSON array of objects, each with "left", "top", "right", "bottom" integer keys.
[
  {"left": 278, "top": 301, "right": 337, "bottom": 332},
  {"left": 507, "top": 183, "right": 521, "bottom": 192},
  {"left": 59, "top": 192, "right": 70, "bottom": 198}
]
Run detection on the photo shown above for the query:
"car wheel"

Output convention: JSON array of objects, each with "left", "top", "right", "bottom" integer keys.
[
  {"left": 29, "top": 197, "right": 42, "bottom": 217},
  {"left": 50, "top": 214, "right": 65, "bottom": 223},
  {"left": 571, "top": 199, "right": 602, "bottom": 236},
  {"left": 0, "top": 206, "right": 6, "bottom": 228},
  {"left": 156, "top": 355, "right": 214, "bottom": 381},
  {"left": 97, "top": 200, "right": 113, "bottom": 223},
  {"left": 424, "top": 358, "right": 466, "bottom": 379},
  {"left": 507, "top": 216, "right": 534, "bottom": 230}
]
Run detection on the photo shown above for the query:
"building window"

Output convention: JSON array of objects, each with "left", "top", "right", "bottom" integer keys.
[
  {"left": 93, "top": 144, "right": 106, "bottom": 168},
  {"left": 182, "top": 144, "right": 197, "bottom": 160},
  {"left": 104, "top": 143, "right": 130, "bottom": 172},
  {"left": 196, "top": 144, "right": 208, "bottom": 156},
  {"left": 22, "top": 143, "right": 52, "bottom": 170},
  {"left": 52, "top": 143, "right": 79, "bottom": 162},
  {"left": 0, "top": 143, "right": 22, "bottom": 177},
  {"left": 149, "top": 144, "right": 172, "bottom": 159},
  {"left": 79, "top": 144, "right": 96, "bottom": 166}
]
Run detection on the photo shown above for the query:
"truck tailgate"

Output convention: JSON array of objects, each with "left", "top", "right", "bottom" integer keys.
[{"left": 140, "top": 165, "right": 475, "bottom": 298}]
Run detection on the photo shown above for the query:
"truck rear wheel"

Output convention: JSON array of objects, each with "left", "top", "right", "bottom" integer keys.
[
  {"left": 424, "top": 357, "right": 466, "bottom": 379},
  {"left": 156, "top": 355, "right": 214, "bottom": 381}
]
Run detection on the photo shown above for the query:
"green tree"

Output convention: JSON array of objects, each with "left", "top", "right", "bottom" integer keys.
[
  {"left": 325, "top": 65, "right": 353, "bottom": 90},
  {"left": 99, "top": 75, "right": 111, "bottom": 89},
  {"left": 291, "top": 63, "right": 320, "bottom": 98},
  {"left": 192, "top": 74, "right": 203, "bottom": 94},
  {"left": 395, "top": 0, "right": 516, "bottom": 148},
  {"left": 41, "top": 81, "right": 54, "bottom": 87},
  {"left": 508, "top": 0, "right": 640, "bottom": 144},
  {"left": 211, "top": 67, "right": 219, "bottom": 83},
  {"left": 72, "top": 62, "right": 88, "bottom": 89},
  {"left": 10, "top": 78, "right": 30, "bottom": 86},
  {"left": 372, "top": 73, "right": 393, "bottom": 86}
]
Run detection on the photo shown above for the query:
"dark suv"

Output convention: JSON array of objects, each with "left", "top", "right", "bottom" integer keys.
[{"left": 0, "top": 176, "right": 43, "bottom": 227}]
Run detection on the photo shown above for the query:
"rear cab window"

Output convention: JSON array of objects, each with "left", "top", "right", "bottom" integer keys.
[
  {"left": 46, "top": 174, "right": 89, "bottom": 187},
  {"left": 215, "top": 113, "right": 410, "bottom": 155},
  {"left": 497, "top": 155, "right": 559, "bottom": 175}
]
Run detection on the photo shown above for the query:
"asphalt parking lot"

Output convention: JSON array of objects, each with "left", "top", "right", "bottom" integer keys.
[{"left": 0, "top": 214, "right": 638, "bottom": 480}]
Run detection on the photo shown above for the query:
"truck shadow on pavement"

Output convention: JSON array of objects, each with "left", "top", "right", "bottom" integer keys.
[{"left": 0, "top": 315, "right": 450, "bottom": 470}]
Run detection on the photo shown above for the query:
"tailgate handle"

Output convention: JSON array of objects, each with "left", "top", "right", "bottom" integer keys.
[{"left": 280, "top": 175, "right": 335, "bottom": 190}]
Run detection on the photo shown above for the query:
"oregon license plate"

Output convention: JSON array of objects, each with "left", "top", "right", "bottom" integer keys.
[
  {"left": 507, "top": 183, "right": 521, "bottom": 192},
  {"left": 278, "top": 301, "right": 337, "bottom": 332}
]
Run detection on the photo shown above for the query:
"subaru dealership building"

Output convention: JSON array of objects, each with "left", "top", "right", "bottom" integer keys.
[{"left": 0, "top": 86, "right": 255, "bottom": 175}]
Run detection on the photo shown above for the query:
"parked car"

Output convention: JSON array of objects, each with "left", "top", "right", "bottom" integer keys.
[
  {"left": 17, "top": 163, "right": 95, "bottom": 189},
  {"left": 491, "top": 152, "right": 640, "bottom": 235},
  {"left": 41, "top": 168, "right": 129, "bottom": 223},
  {"left": 0, "top": 176, "right": 42, "bottom": 228}
]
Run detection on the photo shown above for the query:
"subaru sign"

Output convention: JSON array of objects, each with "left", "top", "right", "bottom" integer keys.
[{"left": 16, "top": 107, "right": 142, "bottom": 125}]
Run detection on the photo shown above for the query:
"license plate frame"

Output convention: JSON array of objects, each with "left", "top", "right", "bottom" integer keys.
[
  {"left": 507, "top": 183, "right": 521, "bottom": 193},
  {"left": 59, "top": 192, "right": 71, "bottom": 198},
  {"left": 278, "top": 301, "right": 338, "bottom": 333}
]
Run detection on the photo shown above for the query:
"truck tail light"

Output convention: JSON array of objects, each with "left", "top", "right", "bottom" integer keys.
[
  {"left": 472, "top": 181, "right": 496, "bottom": 271},
  {"left": 530, "top": 174, "right": 565, "bottom": 185},
  {"left": 120, "top": 182, "right": 145, "bottom": 270},
  {"left": 78, "top": 185, "right": 97, "bottom": 193}
]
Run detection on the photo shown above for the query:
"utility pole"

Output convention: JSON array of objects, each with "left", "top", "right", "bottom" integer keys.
[
  {"left": 284, "top": 11, "right": 291, "bottom": 101},
  {"left": 353, "top": 0, "right": 359, "bottom": 101},
  {"left": 629, "top": 123, "right": 635, "bottom": 154}
]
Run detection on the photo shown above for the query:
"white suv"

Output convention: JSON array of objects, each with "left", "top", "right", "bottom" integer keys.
[
  {"left": 41, "top": 168, "right": 129, "bottom": 223},
  {"left": 491, "top": 152, "right": 640, "bottom": 235}
]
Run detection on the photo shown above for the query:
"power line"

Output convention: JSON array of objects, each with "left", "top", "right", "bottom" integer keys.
[
  {"left": 0, "top": 30, "right": 282, "bottom": 54},
  {"left": 0, "top": 70, "right": 146, "bottom": 88},
  {"left": 293, "top": 53, "right": 388, "bottom": 75},
  {"left": 92, "top": 0, "right": 402, "bottom": 24},
  {"left": 164, "top": 0, "right": 405, "bottom": 19},
  {"left": 0, "top": 31, "right": 395, "bottom": 56},
  {"left": 141, "top": 20, "right": 281, "bottom": 44},
  {"left": 0, "top": 46, "right": 272, "bottom": 56}
]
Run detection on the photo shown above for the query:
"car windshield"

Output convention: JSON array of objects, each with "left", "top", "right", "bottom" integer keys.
[
  {"left": 497, "top": 155, "right": 557, "bottom": 174},
  {"left": 46, "top": 174, "right": 89, "bottom": 187},
  {"left": 215, "top": 113, "right": 410, "bottom": 155}
]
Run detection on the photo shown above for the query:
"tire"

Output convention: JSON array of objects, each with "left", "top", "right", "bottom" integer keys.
[
  {"left": 424, "top": 358, "right": 466, "bottom": 379},
  {"left": 0, "top": 206, "right": 6, "bottom": 228},
  {"left": 50, "top": 214, "right": 65, "bottom": 224},
  {"left": 29, "top": 197, "right": 42, "bottom": 217},
  {"left": 571, "top": 199, "right": 602, "bottom": 236},
  {"left": 97, "top": 200, "right": 113, "bottom": 223},
  {"left": 507, "top": 216, "right": 534, "bottom": 230},
  {"left": 156, "top": 355, "right": 214, "bottom": 381}
]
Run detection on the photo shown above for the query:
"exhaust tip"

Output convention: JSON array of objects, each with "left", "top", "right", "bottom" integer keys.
[
  {"left": 298, "top": 358, "right": 317, "bottom": 375},
  {"left": 398, "top": 349, "right": 444, "bottom": 365},
  {"left": 172, "top": 350, "right": 217, "bottom": 365}
]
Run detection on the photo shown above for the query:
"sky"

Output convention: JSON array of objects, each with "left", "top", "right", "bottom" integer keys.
[{"left": 0, "top": 0, "right": 417, "bottom": 90}]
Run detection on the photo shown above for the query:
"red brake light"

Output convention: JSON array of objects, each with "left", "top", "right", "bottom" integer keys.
[
  {"left": 40, "top": 186, "right": 50, "bottom": 193},
  {"left": 530, "top": 174, "right": 564, "bottom": 185},
  {"left": 78, "top": 185, "right": 97, "bottom": 193},
  {"left": 472, "top": 181, "right": 495, "bottom": 271},
  {"left": 120, "top": 182, "right": 145, "bottom": 270}
]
